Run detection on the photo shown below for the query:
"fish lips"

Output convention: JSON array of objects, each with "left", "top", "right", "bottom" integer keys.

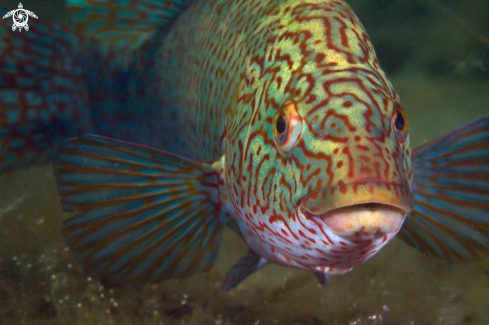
[{"left": 300, "top": 183, "right": 413, "bottom": 238}]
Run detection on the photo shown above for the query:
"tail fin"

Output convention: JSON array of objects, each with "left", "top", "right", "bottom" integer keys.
[
  {"left": 398, "top": 117, "right": 489, "bottom": 262},
  {"left": 0, "top": 21, "right": 94, "bottom": 172}
]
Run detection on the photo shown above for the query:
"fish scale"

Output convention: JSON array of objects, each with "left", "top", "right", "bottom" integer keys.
[{"left": 1, "top": 0, "right": 489, "bottom": 291}]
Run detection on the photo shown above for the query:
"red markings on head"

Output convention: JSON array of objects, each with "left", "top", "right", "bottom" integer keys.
[
  {"left": 356, "top": 144, "right": 369, "bottom": 151},
  {"left": 352, "top": 183, "right": 358, "bottom": 194},
  {"left": 341, "top": 146, "right": 354, "bottom": 178},
  {"left": 329, "top": 187, "right": 335, "bottom": 196},
  {"left": 276, "top": 76, "right": 282, "bottom": 90},
  {"left": 298, "top": 230, "right": 316, "bottom": 244},
  {"left": 316, "top": 179, "right": 323, "bottom": 188},
  {"left": 336, "top": 180, "right": 347, "bottom": 194},
  {"left": 343, "top": 101, "right": 353, "bottom": 108},
  {"left": 315, "top": 53, "right": 326, "bottom": 64}
]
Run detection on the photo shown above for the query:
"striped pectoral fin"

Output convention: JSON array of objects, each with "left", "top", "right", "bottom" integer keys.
[
  {"left": 54, "top": 134, "right": 226, "bottom": 284},
  {"left": 399, "top": 116, "right": 489, "bottom": 262},
  {"left": 221, "top": 250, "right": 269, "bottom": 291}
]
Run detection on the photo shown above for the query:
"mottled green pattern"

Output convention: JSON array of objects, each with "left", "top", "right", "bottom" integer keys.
[{"left": 144, "top": 0, "right": 414, "bottom": 276}]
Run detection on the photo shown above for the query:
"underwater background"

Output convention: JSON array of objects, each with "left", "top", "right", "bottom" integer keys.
[{"left": 0, "top": 0, "right": 489, "bottom": 324}]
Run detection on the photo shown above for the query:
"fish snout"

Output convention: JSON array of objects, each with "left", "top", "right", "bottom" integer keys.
[
  {"left": 300, "top": 182, "right": 413, "bottom": 239},
  {"left": 320, "top": 203, "right": 404, "bottom": 238}
]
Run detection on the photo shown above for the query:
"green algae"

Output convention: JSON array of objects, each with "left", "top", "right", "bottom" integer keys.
[{"left": 1, "top": 0, "right": 489, "bottom": 324}]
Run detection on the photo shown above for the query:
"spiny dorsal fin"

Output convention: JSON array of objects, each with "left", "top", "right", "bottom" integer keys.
[{"left": 66, "top": 0, "right": 195, "bottom": 65}]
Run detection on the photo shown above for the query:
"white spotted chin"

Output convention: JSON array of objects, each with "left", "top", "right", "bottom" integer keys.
[{"left": 320, "top": 203, "right": 404, "bottom": 238}]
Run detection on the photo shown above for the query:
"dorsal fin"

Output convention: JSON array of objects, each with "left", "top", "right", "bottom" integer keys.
[{"left": 66, "top": 0, "right": 194, "bottom": 65}]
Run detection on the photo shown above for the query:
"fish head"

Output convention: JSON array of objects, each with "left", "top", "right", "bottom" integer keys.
[{"left": 224, "top": 0, "right": 414, "bottom": 275}]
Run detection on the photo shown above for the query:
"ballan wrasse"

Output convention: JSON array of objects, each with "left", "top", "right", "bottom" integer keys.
[{"left": 1, "top": 0, "right": 489, "bottom": 290}]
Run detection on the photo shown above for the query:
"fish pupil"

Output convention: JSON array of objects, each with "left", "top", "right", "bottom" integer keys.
[
  {"left": 395, "top": 111, "right": 405, "bottom": 131},
  {"left": 276, "top": 114, "right": 286, "bottom": 134}
]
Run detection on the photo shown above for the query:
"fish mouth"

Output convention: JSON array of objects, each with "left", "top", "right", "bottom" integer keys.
[{"left": 300, "top": 183, "right": 413, "bottom": 237}]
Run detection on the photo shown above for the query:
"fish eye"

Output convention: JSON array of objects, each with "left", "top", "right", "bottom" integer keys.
[
  {"left": 394, "top": 111, "right": 405, "bottom": 131},
  {"left": 275, "top": 114, "right": 287, "bottom": 137},
  {"left": 272, "top": 101, "right": 302, "bottom": 153},
  {"left": 392, "top": 104, "right": 409, "bottom": 144}
]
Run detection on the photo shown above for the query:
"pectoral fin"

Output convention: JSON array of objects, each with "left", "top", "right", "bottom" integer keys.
[
  {"left": 54, "top": 134, "right": 225, "bottom": 284},
  {"left": 399, "top": 117, "right": 489, "bottom": 262}
]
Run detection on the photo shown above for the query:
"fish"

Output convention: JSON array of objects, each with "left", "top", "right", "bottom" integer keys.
[{"left": 1, "top": 0, "right": 488, "bottom": 291}]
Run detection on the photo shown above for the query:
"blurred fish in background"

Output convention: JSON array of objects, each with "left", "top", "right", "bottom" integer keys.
[{"left": 453, "top": 55, "right": 486, "bottom": 77}]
